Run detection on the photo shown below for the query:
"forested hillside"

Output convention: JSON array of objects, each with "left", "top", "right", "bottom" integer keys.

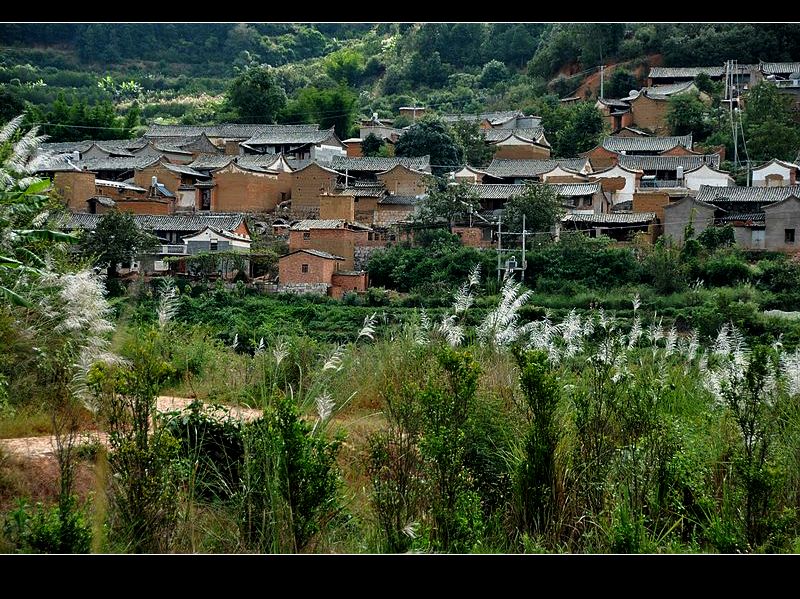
[{"left": 2, "top": 23, "right": 800, "bottom": 141}]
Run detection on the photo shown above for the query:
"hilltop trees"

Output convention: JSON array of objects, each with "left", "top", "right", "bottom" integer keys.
[
  {"left": 226, "top": 65, "right": 287, "bottom": 124},
  {"left": 395, "top": 118, "right": 463, "bottom": 175}
]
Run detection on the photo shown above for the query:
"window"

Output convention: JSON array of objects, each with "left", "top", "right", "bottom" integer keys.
[
  {"left": 786, "top": 229, "right": 796, "bottom": 243},
  {"left": 210, "top": 240, "right": 218, "bottom": 252},
  {"left": 303, "top": 232, "right": 311, "bottom": 240},
  {"left": 301, "top": 264, "right": 309, "bottom": 273}
]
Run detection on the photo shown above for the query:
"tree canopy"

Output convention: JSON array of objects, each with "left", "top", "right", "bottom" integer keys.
[
  {"left": 226, "top": 65, "right": 287, "bottom": 124},
  {"left": 395, "top": 118, "right": 463, "bottom": 175},
  {"left": 80, "top": 210, "right": 157, "bottom": 278},
  {"left": 503, "top": 183, "right": 564, "bottom": 234}
]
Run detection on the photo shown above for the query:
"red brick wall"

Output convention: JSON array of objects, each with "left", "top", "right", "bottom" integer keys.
[
  {"left": 291, "top": 163, "right": 338, "bottom": 213},
  {"left": 279, "top": 252, "right": 337, "bottom": 286},
  {"left": 660, "top": 146, "right": 695, "bottom": 156},
  {"left": 493, "top": 144, "right": 551, "bottom": 160},
  {"left": 320, "top": 196, "right": 355, "bottom": 221},
  {"left": 330, "top": 272, "right": 368, "bottom": 298},
  {"left": 54, "top": 171, "right": 96, "bottom": 212},
  {"left": 212, "top": 168, "right": 290, "bottom": 212},
  {"left": 452, "top": 226, "right": 494, "bottom": 248},
  {"left": 377, "top": 167, "right": 426, "bottom": 195},
  {"left": 630, "top": 95, "right": 670, "bottom": 135},
  {"left": 134, "top": 165, "right": 182, "bottom": 195},
  {"left": 584, "top": 146, "right": 620, "bottom": 170},
  {"left": 114, "top": 200, "right": 171, "bottom": 215},
  {"left": 346, "top": 140, "right": 363, "bottom": 157},
  {"left": 288, "top": 227, "right": 368, "bottom": 270}
]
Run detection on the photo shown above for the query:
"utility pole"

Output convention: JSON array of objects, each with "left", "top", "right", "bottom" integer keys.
[
  {"left": 600, "top": 65, "right": 605, "bottom": 100},
  {"left": 495, "top": 214, "right": 528, "bottom": 281}
]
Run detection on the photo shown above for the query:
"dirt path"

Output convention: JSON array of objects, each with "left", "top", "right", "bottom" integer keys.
[{"left": 0, "top": 396, "right": 262, "bottom": 460}]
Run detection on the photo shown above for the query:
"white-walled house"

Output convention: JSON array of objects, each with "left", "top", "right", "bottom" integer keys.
[
  {"left": 684, "top": 164, "right": 735, "bottom": 191},
  {"left": 589, "top": 163, "right": 642, "bottom": 207},
  {"left": 751, "top": 159, "right": 799, "bottom": 187}
]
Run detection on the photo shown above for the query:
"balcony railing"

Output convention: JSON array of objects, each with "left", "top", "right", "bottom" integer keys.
[
  {"left": 639, "top": 179, "right": 681, "bottom": 189},
  {"left": 157, "top": 245, "right": 187, "bottom": 255},
  {"left": 774, "top": 79, "right": 800, "bottom": 88}
]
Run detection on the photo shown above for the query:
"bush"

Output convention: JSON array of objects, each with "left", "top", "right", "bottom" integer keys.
[{"left": 700, "top": 250, "right": 754, "bottom": 287}]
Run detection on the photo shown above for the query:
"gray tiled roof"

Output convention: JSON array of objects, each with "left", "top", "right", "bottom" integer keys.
[
  {"left": 162, "top": 163, "right": 210, "bottom": 178},
  {"left": 290, "top": 219, "right": 372, "bottom": 231},
  {"left": 244, "top": 128, "right": 334, "bottom": 146},
  {"left": 641, "top": 81, "right": 697, "bottom": 98},
  {"left": 648, "top": 66, "right": 724, "bottom": 79},
  {"left": 39, "top": 155, "right": 162, "bottom": 172},
  {"left": 469, "top": 182, "right": 599, "bottom": 200},
  {"left": 760, "top": 62, "right": 800, "bottom": 75},
  {"left": 337, "top": 183, "right": 386, "bottom": 197},
  {"left": 330, "top": 155, "right": 431, "bottom": 173},
  {"left": 283, "top": 249, "right": 344, "bottom": 260},
  {"left": 91, "top": 144, "right": 135, "bottom": 157},
  {"left": 146, "top": 124, "right": 319, "bottom": 139},
  {"left": 483, "top": 158, "right": 589, "bottom": 178},
  {"left": 440, "top": 110, "right": 523, "bottom": 124},
  {"left": 235, "top": 155, "right": 284, "bottom": 171},
  {"left": 717, "top": 212, "right": 765, "bottom": 223},
  {"left": 94, "top": 178, "right": 147, "bottom": 192},
  {"left": 64, "top": 213, "right": 248, "bottom": 232},
  {"left": 602, "top": 135, "right": 693, "bottom": 153},
  {"left": 562, "top": 212, "right": 656, "bottom": 224},
  {"left": 40, "top": 137, "right": 149, "bottom": 154},
  {"left": 618, "top": 154, "right": 721, "bottom": 171},
  {"left": 597, "top": 98, "right": 631, "bottom": 108},
  {"left": 378, "top": 195, "right": 423, "bottom": 205},
  {"left": 696, "top": 184, "right": 800, "bottom": 204},
  {"left": 188, "top": 155, "right": 235, "bottom": 171},
  {"left": 484, "top": 127, "right": 545, "bottom": 142}
]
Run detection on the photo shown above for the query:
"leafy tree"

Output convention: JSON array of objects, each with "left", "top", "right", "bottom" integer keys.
[
  {"left": 80, "top": 210, "right": 157, "bottom": 279},
  {"left": 226, "top": 65, "right": 287, "bottom": 124},
  {"left": 395, "top": 118, "right": 463, "bottom": 175},
  {"left": 281, "top": 85, "right": 357, "bottom": 139},
  {"left": 479, "top": 60, "right": 510, "bottom": 88},
  {"left": 123, "top": 102, "right": 141, "bottom": 137},
  {"left": 604, "top": 69, "right": 639, "bottom": 99},
  {"left": 406, "top": 50, "right": 449, "bottom": 88},
  {"left": 667, "top": 92, "right": 712, "bottom": 139},
  {"left": 415, "top": 177, "right": 480, "bottom": 225},
  {"left": 450, "top": 120, "right": 494, "bottom": 167},
  {"left": 323, "top": 48, "right": 365, "bottom": 87},
  {"left": 503, "top": 182, "right": 564, "bottom": 234},
  {"left": 0, "top": 88, "right": 27, "bottom": 125},
  {"left": 361, "top": 132, "right": 384, "bottom": 157},
  {"left": 743, "top": 82, "right": 800, "bottom": 162},
  {"left": 554, "top": 102, "right": 605, "bottom": 157}
]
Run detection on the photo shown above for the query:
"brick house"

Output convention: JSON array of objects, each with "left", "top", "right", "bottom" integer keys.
[
  {"left": 489, "top": 132, "right": 552, "bottom": 159},
  {"left": 278, "top": 249, "right": 368, "bottom": 297},
  {"left": 617, "top": 154, "right": 724, "bottom": 190},
  {"left": 287, "top": 219, "right": 372, "bottom": 270},
  {"left": 290, "top": 162, "right": 340, "bottom": 219},
  {"left": 582, "top": 135, "right": 695, "bottom": 170},
  {"left": 376, "top": 163, "right": 428, "bottom": 196},
  {"left": 209, "top": 160, "right": 291, "bottom": 213},
  {"left": 589, "top": 163, "right": 643, "bottom": 208},
  {"left": 764, "top": 195, "right": 800, "bottom": 252},
  {"left": 623, "top": 82, "right": 709, "bottom": 135}
]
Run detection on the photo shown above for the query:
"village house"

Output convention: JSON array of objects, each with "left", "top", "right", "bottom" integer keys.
[
  {"left": 440, "top": 110, "right": 541, "bottom": 130},
  {"left": 277, "top": 248, "right": 368, "bottom": 298},
  {"left": 486, "top": 130, "right": 552, "bottom": 159},
  {"left": 663, "top": 184, "right": 800, "bottom": 250},
  {"left": 751, "top": 159, "right": 800, "bottom": 187},
  {"left": 63, "top": 212, "right": 251, "bottom": 276},
  {"left": 589, "top": 163, "right": 643, "bottom": 208},
  {"left": 560, "top": 212, "right": 658, "bottom": 242},
  {"left": 239, "top": 126, "right": 346, "bottom": 163},
  {"left": 479, "top": 158, "right": 591, "bottom": 183},
  {"left": 617, "top": 154, "right": 725, "bottom": 189},
  {"left": 595, "top": 98, "right": 634, "bottom": 132},
  {"left": 582, "top": 134, "right": 695, "bottom": 170},
  {"left": 287, "top": 219, "right": 372, "bottom": 271},
  {"left": 623, "top": 82, "right": 710, "bottom": 135}
]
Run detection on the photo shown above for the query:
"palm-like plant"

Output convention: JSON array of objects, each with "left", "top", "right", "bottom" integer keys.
[{"left": 0, "top": 115, "right": 78, "bottom": 306}]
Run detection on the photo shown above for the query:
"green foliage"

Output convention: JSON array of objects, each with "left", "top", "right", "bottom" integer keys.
[
  {"left": 743, "top": 82, "right": 800, "bottom": 162},
  {"left": 360, "top": 132, "right": 384, "bottom": 157},
  {"left": 667, "top": 92, "right": 712, "bottom": 139},
  {"left": 3, "top": 496, "right": 91, "bottom": 553},
  {"left": 414, "top": 177, "right": 479, "bottom": 225},
  {"left": 323, "top": 48, "right": 365, "bottom": 87},
  {"left": 80, "top": 210, "right": 157, "bottom": 279},
  {"left": 450, "top": 119, "right": 495, "bottom": 167},
  {"left": 395, "top": 118, "right": 463, "bottom": 175},
  {"left": 511, "top": 350, "right": 560, "bottom": 540},
  {"left": 503, "top": 182, "right": 564, "bottom": 234},
  {"left": 604, "top": 69, "right": 639, "bottom": 99},
  {"left": 226, "top": 65, "right": 287, "bottom": 124},
  {"left": 281, "top": 85, "right": 356, "bottom": 139}
]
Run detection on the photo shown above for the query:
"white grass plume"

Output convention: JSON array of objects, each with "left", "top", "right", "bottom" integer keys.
[{"left": 358, "top": 312, "right": 378, "bottom": 342}]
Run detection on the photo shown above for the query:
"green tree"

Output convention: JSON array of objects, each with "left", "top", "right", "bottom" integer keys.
[
  {"left": 282, "top": 85, "right": 357, "bottom": 139},
  {"left": 226, "top": 65, "right": 287, "bottom": 124},
  {"left": 503, "top": 182, "right": 564, "bottom": 234},
  {"left": 450, "top": 120, "right": 494, "bottom": 167},
  {"left": 667, "top": 92, "right": 712, "bottom": 139},
  {"left": 0, "top": 88, "right": 27, "bottom": 125},
  {"left": 415, "top": 177, "right": 480, "bottom": 226},
  {"left": 479, "top": 60, "right": 509, "bottom": 88},
  {"left": 361, "top": 132, "right": 384, "bottom": 157},
  {"left": 323, "top": 47, "right": 365, "bottom": 87},
  {"left": 80, "top": 210, "right": 157, "bottom": 280},
  {"left": 604, "top": 69, "right": 639, "bottom": 99},
  {"left": 395, "top": 118, "right": 463, "bottom": 176},
  {"left": 554, "top": 102, "right": 605, "bottom": 157},
  {"left": 742, "top": 82, "right": 800, "bottom": 161}
]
